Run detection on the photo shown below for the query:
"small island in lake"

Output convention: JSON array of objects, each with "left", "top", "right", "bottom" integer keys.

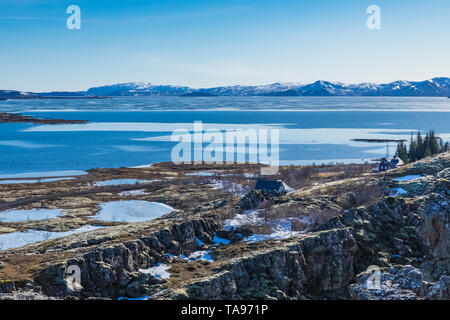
[{"left": 0, "top": 112, "right": 88, "bottom": 124}]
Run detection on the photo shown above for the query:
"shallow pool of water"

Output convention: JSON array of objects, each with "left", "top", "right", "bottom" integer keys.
[
  {"left": 94, "top": 179, "right": 153, "bottom": 187},
  {"left": 90, "top": 200, "right": 174, "bottom": 222},
  {"left": 0, "top": 208, "right": 63, "bottom": 222},
  {"left": 0, "top": 225, "right": 104, "bottom": 251}
]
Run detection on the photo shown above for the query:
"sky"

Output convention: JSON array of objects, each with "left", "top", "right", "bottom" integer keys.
[{"left": 0, "top": 0, "right": 449, "bottom": 92}]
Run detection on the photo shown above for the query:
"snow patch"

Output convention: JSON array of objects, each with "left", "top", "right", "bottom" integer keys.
[
  {"left": 187, "top": 250, "right": 213, "bottom": 262},
  {"left": 130, "top": 164, "right": 154, "bottom": 169},
  {"left": 209, "top": 180, "right": 251, "bottom": 196},
  {"left": 118, "top": 189, "right": 149, "bottom": 197},
  {"left": 393, "top": 175, "right": 422, "bottom": 182},
  {"left": 166, "top": 249, "right": 213, "bottom": 262},
  {"left": 213, "top": 234, "right": 230, "bottom": 245},
  {"left": 186, "top": 171, "right": 218, "bottom": 176},
  {"left": 139, "top": 263, "right": 171, "bottom": 279},
  {"left": 390, "top": 187, "right": 408, "bottom": 196},
  {"left": 224, "top": 210, "right": 263, "bottom": 231},
  {"left": 196, "top": 237, "right": 204, "bottom": 246},
  {"left": 244, "top": 225, "right": 300, "bottom": 243},
  {"left": 118, "top": 296, "right": 150, "bottom": 300}
]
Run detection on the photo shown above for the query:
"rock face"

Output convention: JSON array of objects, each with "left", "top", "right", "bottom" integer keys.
[
  {"left": 176, "top": 153, "right": 450, "bottom": 300},
  {"left": 36, "top": 217, "right": 220, "bottom": 298},
  {"left": 316, "top": 197, "right": 428, "bottom": 272},
  {"left": 0, "top": 280, "right": 15, "bottom": 294},
  {"left": 236, "top": 191, "right": 269, "bottom": 211},
  {"left": 177, "top": 228, "right": 356, "bottom": 300},
  {"left": 345, "top": 154, "right": 450, "bottom": 300},
  {"left": 427, "top": 276, "right": 450, "bottom": 300},
  {"left": 1, "top": 152, "right": 448, "bottom": 300},
  {"left": 349, "top": 266, "right": 449, "bottom": 300}
]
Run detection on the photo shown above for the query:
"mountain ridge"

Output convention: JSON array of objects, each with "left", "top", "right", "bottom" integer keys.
[{"left": 1, "top": 77, "right": 449, "bottom": 98}]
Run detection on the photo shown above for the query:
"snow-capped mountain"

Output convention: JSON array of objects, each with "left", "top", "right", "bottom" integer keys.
[
  {"left": 86, "top": 82, "right": 154, "bottom": 96},
  {"left": 84, "top": 78, "right": 450, "bottom": 97},
  {"left": 0, "top": 90, "right": 38, "bottom": 99},
  {"left": 1, "top": 78, "right": 449, "bottom": 98}
]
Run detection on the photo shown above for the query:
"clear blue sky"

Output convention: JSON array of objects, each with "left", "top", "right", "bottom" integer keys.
[{"left": 0, "top": 0, "right": 449, "bottom": 91}]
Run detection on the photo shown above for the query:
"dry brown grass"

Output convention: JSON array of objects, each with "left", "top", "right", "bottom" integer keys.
[
  {"left": 306, "top": 207, "right": 341, "bottom": 225},
  {"left": 274, "top": 163, "right": 375, "bottom": 190},
  {"left": 332, "top": 182, "right": 384, "bottom": 209}
]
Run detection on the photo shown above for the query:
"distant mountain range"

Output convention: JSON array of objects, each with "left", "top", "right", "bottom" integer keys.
[{"left": 1, "top": 77, "right": 449, "bottom": 99}]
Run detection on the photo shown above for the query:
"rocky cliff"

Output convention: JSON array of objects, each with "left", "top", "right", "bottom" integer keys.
[{"left": 0, "top": 153, "right": 448, "bottom": 300}]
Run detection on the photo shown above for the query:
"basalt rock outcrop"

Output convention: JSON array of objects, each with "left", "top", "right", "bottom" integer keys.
[
  {"left": 349, "top": 266, "right": 449, "bottom": 300},
  {"left": 175, "top": 228, "right": 357, "bottom": 300},
  {"left": 165, "top": 153, "right": 450, "bottom": 300},
  {"left": 0, "top": 152, "right": 448, "bottom": 300},
  {"left": 35, "top": 217, "right": 220, "bottom": 299}
]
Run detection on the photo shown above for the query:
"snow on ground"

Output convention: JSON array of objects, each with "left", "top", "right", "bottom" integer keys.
[
  {"left": 186, "top": 171, "right": 218, "bottom": 176},
  {"left": 130, "top": 164, "right": 153, "bottom": 168},
  {"left": 220, "top": 173, "right": 257, "bottom": 178},
  {"left": 0, "top": 225, "right": 103, "bottom": 251},
  {"left": 244, "top": 228, "right": 300, "bottom": 243},
  {"left": 117, "top": 296, "right": 150, "bottom": 300},
  {"left": 244, "top": 218, "right": 302, "bottom": 243},
  {"left": 0, "top": 177, "right": 75, "bottom": 184},
  {"left": 187, "top": 250, "right": 213, "bottom": 262},
  {"left": 213, "top": 234, "right": 231, "bottom": 245},
  {"left": 118, "top": 189, "right": 149, "bottom": 197},
  {"left": 393, "top": 175, "right": 422, "bottom": 182},
  {"left": 282, "top": 182, "right": 295, "bottom": 192},
  {"left": 90, "top": 200, "right": 174, "bottom": 223},
  {"left": 390, "top": 187, "right": 408, "bottom": 196},
  {"left": 209, "top": 180, "right": 251, "bottom": 196},
  {"left": 166, "top": 249, "right": 213, "bottom": 262},
  {"left": 224, "top": 210, "right": 263, "bottom": 231},
  {"left": 118, "top": 289, "right": 167, "bottom": 300},
  {"left": 94, "top": 179, "right": 153, "bottom": 187},
  {"left": 0, "top": 208, "right": 63, "bottom": 222},
  {"left": 224, "top": 210, "right": 312, "bottom": 243},
  {"left": 139, "top": 263, "right": 171, "bottom": 279}
]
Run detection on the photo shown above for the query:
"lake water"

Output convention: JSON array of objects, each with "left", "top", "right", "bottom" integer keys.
[{"left": 0, "top": 96, "right": 449, "bottom": 175}]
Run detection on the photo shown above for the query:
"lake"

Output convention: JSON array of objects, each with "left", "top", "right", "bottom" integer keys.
[{"left": 0, "top": 96, "right": 449, "bottom": 175}]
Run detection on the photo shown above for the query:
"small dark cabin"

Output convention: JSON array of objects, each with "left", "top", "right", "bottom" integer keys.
[
  {"left": 378, "top": 158, "right": 393, "bottom": 172},
  {"left": 377, "top": 156, "right": 403, "bottom": 172}
]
